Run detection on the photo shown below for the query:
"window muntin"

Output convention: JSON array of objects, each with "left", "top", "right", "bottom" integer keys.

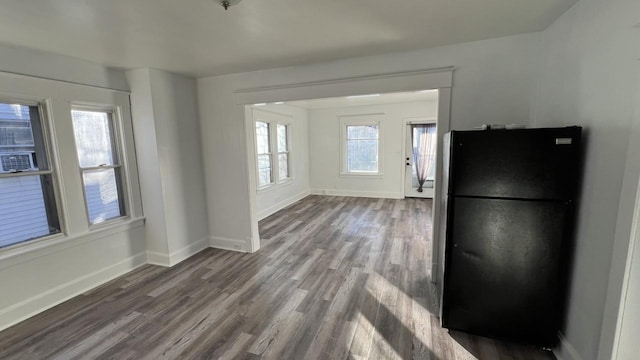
[
  {"left": 345, "top": 124, "right": 379, "bottom": 173},
  {"left": 0, "top": 102, "right": 61, "bottom": 248},
  {"left": 71, "top": 109, "right": 126, "bottom": 225}
]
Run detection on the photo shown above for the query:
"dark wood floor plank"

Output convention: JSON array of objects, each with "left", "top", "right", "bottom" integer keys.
[{"left": 0, "top": 195, "right": 556, "bottom": 360}]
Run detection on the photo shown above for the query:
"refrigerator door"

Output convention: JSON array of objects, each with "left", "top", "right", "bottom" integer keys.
[
  {"left": 442, "top": 196, "right": 570, "bottom": 345},
  {"left": 448, "top": 127, "right": 581, "bottom": 200}
]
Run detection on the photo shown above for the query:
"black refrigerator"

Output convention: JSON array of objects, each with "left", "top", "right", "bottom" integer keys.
[{"left": 440, "top": 126, "right": 582, "bottom": 346}]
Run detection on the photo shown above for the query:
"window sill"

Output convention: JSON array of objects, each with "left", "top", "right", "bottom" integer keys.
[
  {"left": 339, "top": 172, "right": 384, "bottom": 179},
  {"left": 88, "top": 215, "right": 132, "bottom": 231},
  {"left": 0, "top": 217, "right": 146, "bottom": 269}
]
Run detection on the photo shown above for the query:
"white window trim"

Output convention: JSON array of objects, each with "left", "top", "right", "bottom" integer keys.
[
  {"left": 71, "top": 103, "right": 131, "bottom": 228},
  {"left": 339, "top": 114, "right": 384, "bottom": 177},
  {"left": 252, "top": 108, "right": 293, "bottom": 192}
]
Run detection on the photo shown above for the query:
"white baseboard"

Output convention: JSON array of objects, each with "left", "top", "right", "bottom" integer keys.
[
  {"left": 257, "top": 190, "right": 310, "bottom": 220},
  {"left": 0, "top": 252, "right": 147, "bottom": 332},
  {"left": 168, "top": 236, "right": 209, "bottom": 266},
  {"left": 310, "top": 189, "right": 404, "bottom": 199},
  {"left": 146, "top": 250, "right": 171, "bottom": 267},
  {"left": 554, "top": 332, "right": 583, "bottom": 360},
  {"left": 147, "top": 236, "right": 209, "bottom": 267},
  {"left": 210, "top": 236, "right": 249, "bottom": 253}
]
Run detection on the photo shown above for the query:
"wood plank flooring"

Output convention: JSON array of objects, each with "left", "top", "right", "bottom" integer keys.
[{"left": 0, "top": 196, "right": 556, "bottom": 359}]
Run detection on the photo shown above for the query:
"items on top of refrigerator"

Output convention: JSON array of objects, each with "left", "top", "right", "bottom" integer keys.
[{"left": 474, "top": 124, "right": 526, "bottom": 130}]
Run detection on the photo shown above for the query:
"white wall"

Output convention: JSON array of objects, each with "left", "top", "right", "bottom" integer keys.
[
  {"left": 197, "top": 32, "right": 540, "bottom": 251},
  {"left": 614, "top": 62, "right": 640, "bottom": 360},
  {"left": 615, "top": 185, "right": 640, "bottom": 359},
  {"left": 308, "top": 101, "right": 437, "bottom": 198},
  {"left": 252, "top": 104, "right": 310, "bottom": 220},
  {"left": 0, "top": 43, "right": 128, "bottom": 92},
  {"left": 0, "top": 71, "right": 145, "bottom": 331},
  {"left": 532, "top": 0, "right": 640, "bottom": 359},
  {"left": 127, "top": 69, "right": 210, "bottom": 266}
]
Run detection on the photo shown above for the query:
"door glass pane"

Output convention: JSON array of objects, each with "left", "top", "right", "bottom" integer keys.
[
  {"left": 71, "top": 110, "right": 117, "bottom": 167},
  {"left": 412, "top": 124, "right": 437, "bottom": 187},
  {"left": 82, "top": 168, "right": 124, "bottom": 224}
]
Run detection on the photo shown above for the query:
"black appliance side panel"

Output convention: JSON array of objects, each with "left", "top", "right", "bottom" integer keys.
[
  {"left": 441, "top": 197, "right": 569, "bottom": 345},
  {"left": 449, "top": 127, "right": 582, "bottom": 200}
]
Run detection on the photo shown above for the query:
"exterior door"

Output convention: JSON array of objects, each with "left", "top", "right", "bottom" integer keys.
[{"left": 404, "top": 121, "right": 437, "bottom": 198}]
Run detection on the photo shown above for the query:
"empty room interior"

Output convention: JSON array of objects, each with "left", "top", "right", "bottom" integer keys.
[{"left": 0, "top": 0, "right": 639, "bottom": 359}]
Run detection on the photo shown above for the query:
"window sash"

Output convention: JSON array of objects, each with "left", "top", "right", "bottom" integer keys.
[
  {"left": 254, "top": 113, "right": 291, "bottom": 188},
  {"left": 342, "top": 121, "right": 380, "bottom": 174},
  {"left": 72, "top": 107, "right": 127, "bottom": 225},
  {"left": 0, "top": 101, "right": 61, "bottom": 248}
]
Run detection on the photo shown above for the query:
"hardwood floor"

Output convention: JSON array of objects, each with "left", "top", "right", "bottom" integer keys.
[{"left": 0, "top": 196, "right": 555, "bottom": 359}]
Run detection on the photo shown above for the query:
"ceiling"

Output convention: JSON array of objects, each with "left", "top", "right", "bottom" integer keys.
[
  {"left": 0, "top": 0, "right": 577, "bottom": 77},
  {"left": 283, "top": 90, "right": 439, "bottom": 110}
]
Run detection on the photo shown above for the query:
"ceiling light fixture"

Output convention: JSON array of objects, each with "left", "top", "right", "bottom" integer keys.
[
  {"left": 274, "top": 102, "right": 285, "bottom": 105},
  {"left": 220, "top": 0, "right": 242, "bottom": 10},
  {"left": 253, "top": 103, "right": 267, "bottom": 106}
]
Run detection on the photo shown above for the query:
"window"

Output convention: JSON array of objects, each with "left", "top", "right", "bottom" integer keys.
[
  {"left": 253, "top": 109, "right": 292, "bottom": 189},
  {"left": 277, "top": 124, "right": 290, "bottom": 180},
  {"left": 0, "top": 102, "right": 60, "bottom": 248},
  {"left": 71, "top": 108, "right": 126, "bottom": 225},
  {"left": 255, "top": 121, "right": 272, "bottom": 187},
  {"left": 341, "top": 115, "right": 382, "bottom": 175}
]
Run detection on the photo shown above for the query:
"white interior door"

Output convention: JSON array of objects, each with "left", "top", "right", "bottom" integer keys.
[{"left": 404, "top": 120, "right": 437, "bottom": 198}]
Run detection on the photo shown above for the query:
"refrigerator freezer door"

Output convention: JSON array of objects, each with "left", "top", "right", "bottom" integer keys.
[
  {"left": 442, "top": 196, "right": 569, "bottom": 345},
  {"left": 448, "top": 127, "right": 581, "bottom": 200}
]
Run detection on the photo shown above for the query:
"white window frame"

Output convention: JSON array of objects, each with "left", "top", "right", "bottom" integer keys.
[
  {"left": 71, "top": 104, "right": 129, "bottom": 227},
  {"left": 0, "top": 98, "right": 64, "bottom": 248},
  {"left": 339, "top": 114, "right": 384, "bottom": 177},
  {"left": 252, "top": 108, "right": 293, "bottom": 191}
]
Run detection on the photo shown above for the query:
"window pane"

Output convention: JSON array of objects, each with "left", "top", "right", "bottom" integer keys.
[
  {"left": 347, "top": 125, "right": 378, "bottom": 140},
  {"left": 71, "top": 110, "right": 117, "bottom": 167},
  {"left": 347, "top": 139, "right": 378, "bottom": 172},
  {"left": 255, "top": 121, "right": 270, "bottom": 155},
  {"left": 0, "top": 103, "right": 49, "bottom": 172},
  {"left": 257, "top": 154, "right": 272, "bottom": 186},
  {"left": 278, "top": 153, "right": 289, "bottom": 180},
  {"left": 0, "top": 175, "right": 60, "bottom": 247},
  {"left": 277, "top": 124, "right": 288, "bottom": 152},
  {"left": 83, "top": 168, "right": 124, "bottom": 224}
]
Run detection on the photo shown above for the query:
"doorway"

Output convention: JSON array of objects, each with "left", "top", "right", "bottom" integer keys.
[{"left": 404, "top": 119, "right": 437, "bottom": 198}]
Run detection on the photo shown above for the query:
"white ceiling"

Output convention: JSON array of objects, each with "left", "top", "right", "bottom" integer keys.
[
  {"left": 0, "top": 0, "right": 576, "bottom": 77},
  {"left": 282, "top": 90, "right": 439, "bottom": 110}
]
